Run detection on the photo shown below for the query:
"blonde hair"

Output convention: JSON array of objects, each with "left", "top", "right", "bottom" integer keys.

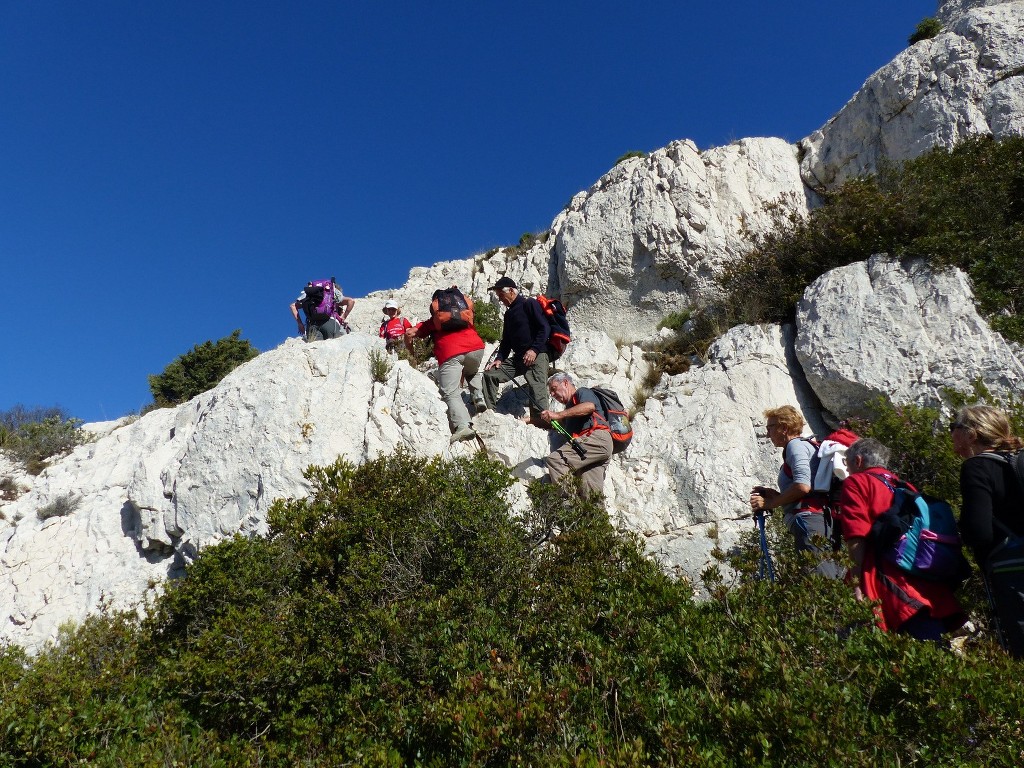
[
  {"left": 955, "top": 405, "right": 1024, "bottom": 451},
  {"left": 763, "top": 405, "right": 804, "bottom": 436}
]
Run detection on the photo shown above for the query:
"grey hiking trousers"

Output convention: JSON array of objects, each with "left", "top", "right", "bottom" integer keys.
[
  {"left": 482, "top": 351, "right": 550, "bottom": 417},
  {"left": 437, "top": 348, "right": 485, "bottom": 433}
]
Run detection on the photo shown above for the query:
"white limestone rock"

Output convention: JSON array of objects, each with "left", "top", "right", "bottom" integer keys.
[
  {"left": 556, "top": 330, "right": 651, "bottom": 411},
  {"left": 938, "top": 1, "right": 1015, "bottom": 25},
  {"left": 608, "top": 323, "right": 826, "bottom": 581},
  {"left": 795, "top": 256, "right": 1024, "bottom": 417},
  {"left": 552, "top": 138, "right": 809, "bottom": 342},
  {"left": 800, "top": 2, "right": 1024, "bottom": 190}
]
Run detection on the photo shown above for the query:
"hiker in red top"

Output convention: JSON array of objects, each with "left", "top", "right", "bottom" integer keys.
[
  {"left": 838, "top": 438, "right": 967, "bottom": 641},
  {"left": 541, "top": 372, "right": 613, "bottom": 498},
  {"left": 378, "top": 301, "right": 413, "bottom": 356},
  {"left": 409, "top": 302, "right": 486, "bottom": 444}
]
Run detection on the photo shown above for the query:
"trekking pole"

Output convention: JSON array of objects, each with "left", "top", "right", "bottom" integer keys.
[
  {"left": 509, "top": 377, "right": 586, "bottom": 459},
  {"left": 755, "top": 511, "right": 776, "bottom": 583}
]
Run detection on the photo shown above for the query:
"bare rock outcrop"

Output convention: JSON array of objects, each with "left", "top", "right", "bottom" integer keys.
[
  {"left": 795, "top": 256, "right": 1024, "bottom": 418},
  {"left": 800, "top": 2, "right": 1024, "bottom": 190},
  {"left": 551, "top": 138, "right": 809, "bottom": 342}
]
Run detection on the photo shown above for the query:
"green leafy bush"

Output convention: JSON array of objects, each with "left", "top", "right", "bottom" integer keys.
[
  {"left": 657, "top": 309, "right": 691, "bottom": 332},
  {"left": 2, "top": 452, "right": 1022, "bottom": 764},
  {"left": 909, "top": 17, "right": 943, "bottom": 45},
  {"left": 147, "top": 329, "right": 259, "bottom": 408},
  {"left": 651, "top": 136, "right": 1024, "bottom": 382},
  {"left": 472, "top": 295, "right": 503, "bottom": 343}
]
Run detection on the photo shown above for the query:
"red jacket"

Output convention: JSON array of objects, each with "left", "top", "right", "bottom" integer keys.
[
  {"left": 838, "top": 470, "right": 966, "bottom": 633},
  {"left": 379, "top": 316, "right": 412, "bottom": 340},
  {"left": 413, "top": 322, "right": 484, "bottom": 366}
]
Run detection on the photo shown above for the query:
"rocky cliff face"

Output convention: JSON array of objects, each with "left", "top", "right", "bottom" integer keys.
[{"left": 3, "top": 0, "right": 1023, "bottom": 652}]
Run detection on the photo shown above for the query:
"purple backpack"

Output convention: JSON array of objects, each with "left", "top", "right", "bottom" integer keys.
[
  {"left": 302, "top": 279, "right": 336, "bottom": 325},
  {"left": 868, "top": 473, "right": 970, "bottom": 584}
]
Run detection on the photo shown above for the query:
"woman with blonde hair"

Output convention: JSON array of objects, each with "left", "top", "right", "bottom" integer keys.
[
  {"left": 952, "top": 404, "right": 1024, "bottom": 656},
  {"left": 750, "top": 405, "right": 836, "bottom": 568}
]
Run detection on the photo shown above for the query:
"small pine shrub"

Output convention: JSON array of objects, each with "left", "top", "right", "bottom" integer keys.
[
  {"left": 368, "top": 348, "right": 393, "bottom": 383},
  {"left": 615, "top": 150, "right": 648, "bottom": 165},
  {"left": 909, "top": 17, "right": 943, "bottom": 45},
  {"left": 399, "top": 335, "right": 434, "bottom": 367},
  {"left": 147, "top": 329, "right": 259, "bottom": 408},
  {"left": 641, "top": 135, "right": 1024, "bottom": 388},
  {"left": 1, "top": 477, "right": 23, "bottom": 502},
  {"left": 657, "top": 309, "right": 691, "bottom": 332}
]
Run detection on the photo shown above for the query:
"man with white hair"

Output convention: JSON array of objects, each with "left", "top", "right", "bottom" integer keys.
[{"left": 541, "top": 372, "right": 613, "bottom": 497}]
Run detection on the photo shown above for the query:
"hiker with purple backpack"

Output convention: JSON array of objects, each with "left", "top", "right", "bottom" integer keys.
[{"left": 290, "top": 278, "right": 355, "bottom": 341}]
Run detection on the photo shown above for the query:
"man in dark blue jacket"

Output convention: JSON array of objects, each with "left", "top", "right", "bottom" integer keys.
[{"left": 482, "top": 276, "right": 551, "bottom": 423}]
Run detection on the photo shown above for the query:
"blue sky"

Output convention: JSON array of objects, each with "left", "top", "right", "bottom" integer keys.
[{"left": 1, "top": 1, "right": 936, "bottom": 422}]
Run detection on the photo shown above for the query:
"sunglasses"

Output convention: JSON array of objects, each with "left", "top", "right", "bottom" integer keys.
[{"left": 949, "top": 421, "right": 966, "bottom": 433}]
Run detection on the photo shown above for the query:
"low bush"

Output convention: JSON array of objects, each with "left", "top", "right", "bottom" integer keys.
[
  {"left": 728, "top": 136, "right": 1024, "bottom": 340},
  {"left": 615, "top": 150, "right": 648, "bottom": 165},
  {"left": 0, "top": 405, "right": 88, "bottom": 475},
  {"left": 148, "top": 329, "right": 259, "bottom": 408},
  {"left": 647, "top": 136, "right": 1024, "bottom": 385},
  {"left": 1, "top": 451, "right": 1022, "bottom": 764},
  {"left": 36, "top": 493, "right": 81, "bottom": 521},
  {"left": 0, "top": 477, "right": 22, "bottom": 502}
]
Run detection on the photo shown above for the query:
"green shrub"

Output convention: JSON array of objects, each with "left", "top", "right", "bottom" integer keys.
[
  {"left": 909, "top": 17, "right": 943, "bottom": 45},
  {"left": 399, "top": 334, "right": 434, "bottom": 367},
  {"left": 0, "top": 476, "right": 22, "bottom": 502},
  {"left": 615, "top": 150, "right": 648, "bottom": 165},
  {"left": 657, "top": 309, "right": 691, "bottom": 332},
  {"left": 147, "top": 329, "right": 259, "bottom": 408},
  {"left": 647, "top": 135, "right": 1024, "bottom": 388},
  {"left": 472, "top": 295, "right": 503, "bottom": 343}
]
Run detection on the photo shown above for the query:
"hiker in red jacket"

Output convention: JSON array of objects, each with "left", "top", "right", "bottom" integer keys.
[
  {"left": 838, "top": 438, "right": 966, "bottom": 641},
  {"left": 378, "top": 301, "right": 413, "bottom": 355},
  {"left": 409, "top": 302, "right": 487, "bottom": 445}
]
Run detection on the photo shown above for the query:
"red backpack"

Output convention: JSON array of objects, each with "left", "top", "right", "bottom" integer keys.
[{"left": 536, "top": 294, "right": 571, "bottom": 359}]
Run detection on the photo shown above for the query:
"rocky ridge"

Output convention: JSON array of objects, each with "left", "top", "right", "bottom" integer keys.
[{"left": 2, "top": 1, "right": 1023, "bottom": 652}]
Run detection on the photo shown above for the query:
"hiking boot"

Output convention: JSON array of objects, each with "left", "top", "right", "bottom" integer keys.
[
  {"left": 449, "top": 426, "right": 477, "bottom": 444},
  {"left": 474, "top": 400, "right": 487, "bottom": 415}
]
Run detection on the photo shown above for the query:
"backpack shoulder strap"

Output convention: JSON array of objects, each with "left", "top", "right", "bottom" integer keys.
[
  {"left": 865, "top": 471, "right": 903, "bottom": 494},
  {"left": 976, "top": 450, "right": 1024, "bottom": 494}
]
